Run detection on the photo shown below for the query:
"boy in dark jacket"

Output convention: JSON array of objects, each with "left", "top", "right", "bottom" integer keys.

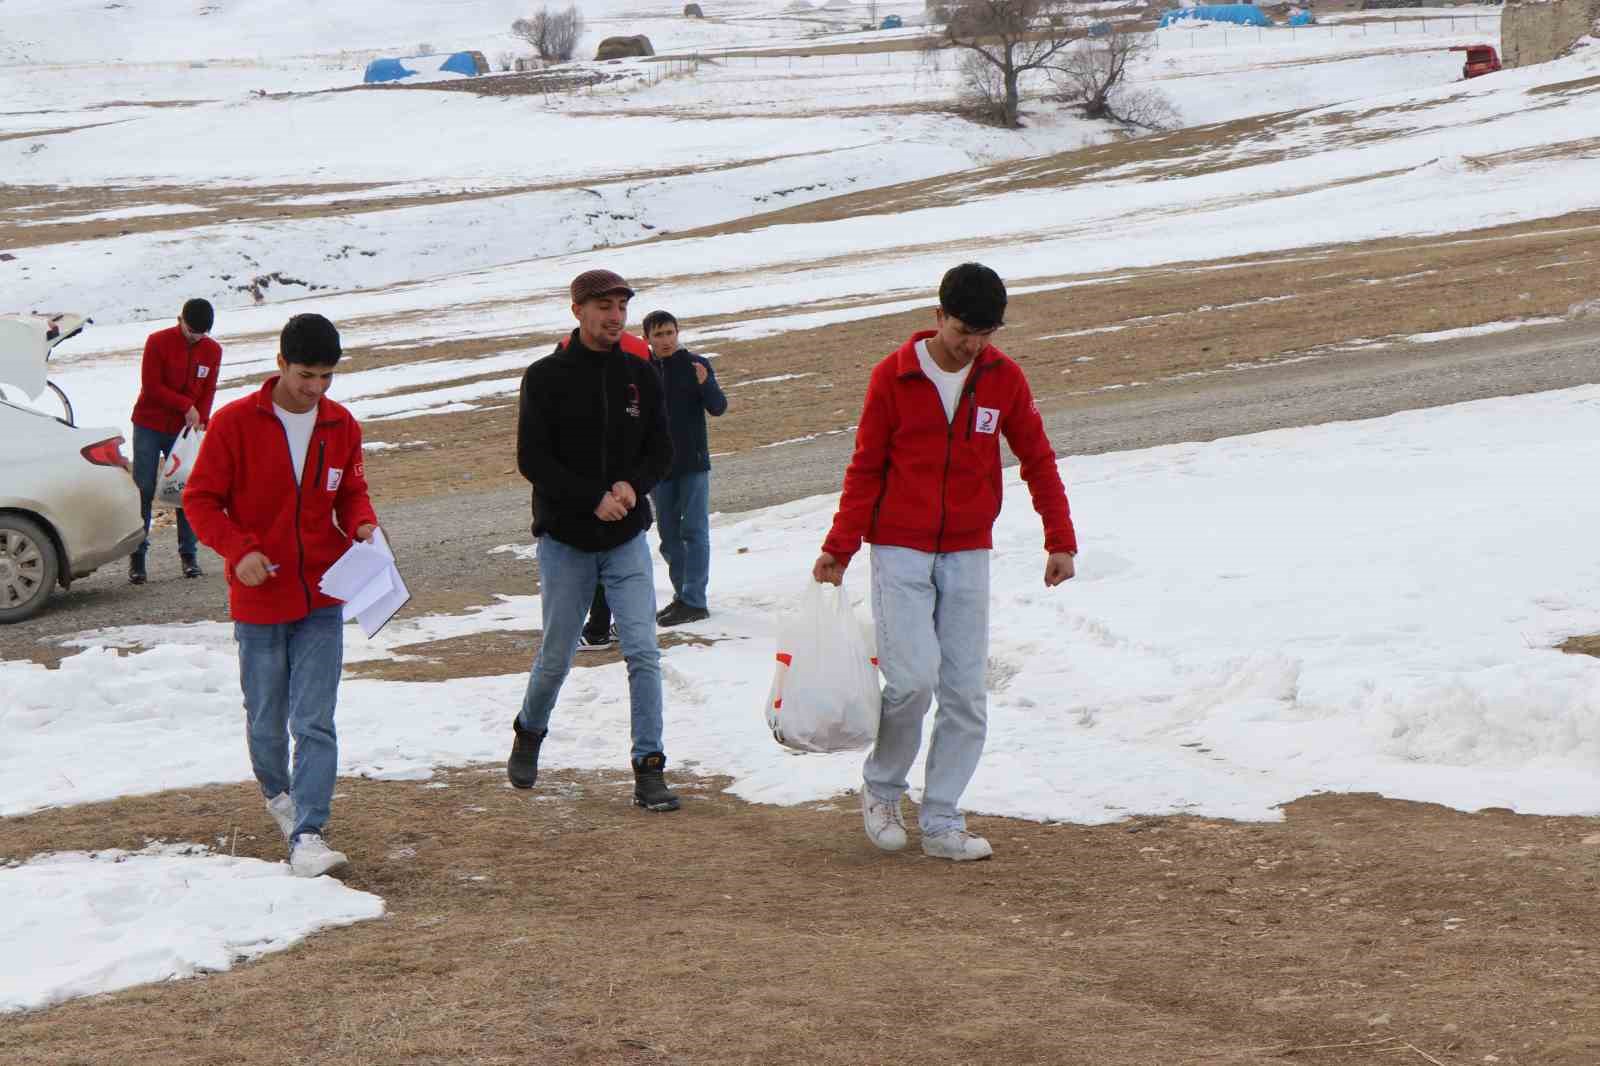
[
  {"left": 813, "top": 264, "right": 1077, "bottom": 862},
  {"left": 641, "top": 310, "right": 726, "bottom": 627},
  {"left": 507, "top": 270, "right": 680, "bottom": 811},
  {"left": 184, "top": 313, "right": 379, "bottom": 878},
  {"left": 129, "top": 297, "right": 223, "bottom": 584}
]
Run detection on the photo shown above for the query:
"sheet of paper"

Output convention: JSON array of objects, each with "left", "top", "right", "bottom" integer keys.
[
  {"left": 340, "top": 564, "right": 393, "bottom": 618},
  {"left": 355, "top": 565, "right": 410, "bottom": 639},
  {"left": 319, "top": 529, "right": 411, "bottom": 638},
  {"left": 319, "top": 540, "right": 389, "bottom": 603}
]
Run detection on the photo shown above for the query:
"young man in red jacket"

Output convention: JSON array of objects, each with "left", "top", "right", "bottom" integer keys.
[
  {"left": 184, "top": 313, "right": 379, "bottom": 879},
  {"left": 813, "top": 263, "right": 1077, "bottom": 862},
  {"left": 129, "top": 298, "right": 223, "bottom": 584}
]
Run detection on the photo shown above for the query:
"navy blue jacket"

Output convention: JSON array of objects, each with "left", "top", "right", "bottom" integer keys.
[{"left": 656, "top": 348, "right": 727, "bottom": 479}]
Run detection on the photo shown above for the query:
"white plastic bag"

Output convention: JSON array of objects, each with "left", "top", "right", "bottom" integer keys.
[
  {"left": 154, "top": 427, "right": 203, "bottom": 510},
  {"left": 765, "top": 581, "right": 881, "bottom": 753}
]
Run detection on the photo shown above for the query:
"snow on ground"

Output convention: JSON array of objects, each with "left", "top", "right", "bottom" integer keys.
[
  {"left": 0, "top": 0, "right": 1520, "bottom": 344},
  {"left": 7, "top": 0, "right": 1591, "bottom": 1020},
  {"left": 0, "top": 844, "right": 384, "bottom": 1013},
  {"left": 7, "top": 384, "right": 1600, "bottom": 829}
]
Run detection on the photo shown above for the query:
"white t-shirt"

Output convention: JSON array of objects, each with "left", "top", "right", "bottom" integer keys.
[
  {"left": 273, "top": 403, "right": 318, "bottom": 483},
  {"left": 916, "top": 339, "right": 971, "bottom": 424}
]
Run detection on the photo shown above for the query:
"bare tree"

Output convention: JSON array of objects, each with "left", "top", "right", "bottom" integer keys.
[
  {"left": 957, "top": 51, "right": 1010, "bottom": 125},
  {"left": 511, "top": 4, "right": 585, "bottom": 63},
  {"left": 1049, "top": 30, "right": 1176, "bottom": 130},
  {"left": 935, "top": 0, "right": 1076, "bottom": 128}
]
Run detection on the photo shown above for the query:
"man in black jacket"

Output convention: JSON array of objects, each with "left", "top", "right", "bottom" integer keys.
[
  {"left": 506, "top": 269, "right": 680, "bottom": 811},
  {"left": 641, "top": 310, "right": 727, "bottom": 626}
]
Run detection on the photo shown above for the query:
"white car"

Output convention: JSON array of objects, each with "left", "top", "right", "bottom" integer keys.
[{"left": 0, "top": 313, "right": 144, "bottom": 623}]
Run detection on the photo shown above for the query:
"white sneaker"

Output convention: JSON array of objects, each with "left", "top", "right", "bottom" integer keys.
[
  {"left": 922, "top": 828, "right": 993, "bottom": 862},
  {"left": 861, "top": 789, "right": 908, "bottom": 851},
  {"left": 265, "top": 792, "right": 297, "bottom": 843},
  {"left": 289, "top": 833, "right": 349, "bottom": 878}
]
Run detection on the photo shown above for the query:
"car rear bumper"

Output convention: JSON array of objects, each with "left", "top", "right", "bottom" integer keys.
[{"left": 69, "top": 526, "right": 145, "bottom": 582}]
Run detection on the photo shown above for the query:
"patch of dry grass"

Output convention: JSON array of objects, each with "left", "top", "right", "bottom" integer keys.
[{"left": 4, "top": 781, "right": 1600, "bottom": 1064}]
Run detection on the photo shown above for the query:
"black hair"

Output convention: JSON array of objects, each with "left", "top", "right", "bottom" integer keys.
[
  {"left": 280, "top": 313, "right": 342, "bottom": 367},
  {"left": 181, "top": 298, "right": 215, "bottom": 335},
  {"left": 641, "top": 310, "right": 679, "bottom": 337},
  {"left": 938, "top": 263, "right": 1006, "bottom": 332}
]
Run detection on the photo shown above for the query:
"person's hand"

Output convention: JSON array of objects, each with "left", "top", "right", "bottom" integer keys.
[
  {"left": 1044, "top": 552, "right": 1076, "bottom": 587},
  {"left": 354, "top": 524, "right": 377, "bottom": 543},
  {"left": 184, "top": 406, "right": 201, "bottom": 429},
  {"left": 610, "top": 481, "right": 637, "bottom": 510},
  {"left": 694, "top": 362, "right": 708, "bottom": 386},
  {"left": 812, "top": 552, "right": 845, "bottom": 586},
  {"left": 595, "top": 493, "right": 628, "bottom": 521},
  {"left": 236, "top": 551, "right": 275, "bottom": 587}
]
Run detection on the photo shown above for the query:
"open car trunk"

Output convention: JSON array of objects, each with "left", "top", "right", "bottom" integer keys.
[{"left": 0, "top": 313, "right": 90, "bottom": 423}]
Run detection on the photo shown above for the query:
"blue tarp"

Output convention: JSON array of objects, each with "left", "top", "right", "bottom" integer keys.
[
  {"left": 1159, "top": 4, "right": 1274, "bottom": 28},
  {"left": 439, "top": 51, "right": 480, "bottom": 76},
  {"left": 363, "top": 58, "right": 416, "bottom": 83},
  {"left": 1287, "top": 11, "right": 1313, "bottom": 25}
]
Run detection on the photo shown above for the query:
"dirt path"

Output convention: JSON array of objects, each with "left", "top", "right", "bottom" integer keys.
[
  {"left": 3, "top": 774, "right": 1598, "bottom": 1065},
  {"left": 2, "top": 316, "right": 1595, "bottom": 663}
]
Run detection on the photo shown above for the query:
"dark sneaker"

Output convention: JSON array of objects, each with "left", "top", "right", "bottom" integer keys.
[
  {"left": 576, "top": 626, "right": 616, "bottom": 651},
  {"left": 507, "top": 718, "right": 547, "bottom": 789},
  {"left": 655, "top": 598, "right": 682, "bottom": 623},
  {"left": 180, "top": 554, "right": 203, "bottom": 579},
  {"left": 657, "top": 602, "right": 709, "bottom": 628},
  {"left": 631, "top": 752, "right": 680, "bottom": 812},
  {"left": 128, "top": 553, "right": 147, "bottom": 585}
]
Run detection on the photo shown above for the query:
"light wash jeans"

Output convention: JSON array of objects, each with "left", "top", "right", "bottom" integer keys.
[
  {"left": 862, "top": 545, "right": 991, "bottom": 835},
  {"left": 235, "top": 605, "right": 344, "bottom": 841},
  {"left": 651, "top": 471, "right": 711, "bottom": 609},
  {"left": 518, "top": 532, "right": 664, "bottom": 760},
  {"left": 131, "top": 423, "right": 197, "bottom": 558}
]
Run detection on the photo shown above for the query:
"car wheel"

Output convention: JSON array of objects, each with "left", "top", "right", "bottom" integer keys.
[{"left": 0, "top": 514, "right": 60, "bottom": 624}]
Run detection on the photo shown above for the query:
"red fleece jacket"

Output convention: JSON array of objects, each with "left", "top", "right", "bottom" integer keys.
[
  {"left": 183, "top": 379, "right": 379, "bottom": 624},
  {"left": 822, "top": 332, "right": 1076, "bottom": 566},
  {"left": 131, "top": 324, "right": 223, "bottom": 434}
]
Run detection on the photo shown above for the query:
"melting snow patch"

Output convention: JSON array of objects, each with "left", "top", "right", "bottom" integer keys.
[{"left": 0, "top": 845, "right": 383, "bottom": 1013}]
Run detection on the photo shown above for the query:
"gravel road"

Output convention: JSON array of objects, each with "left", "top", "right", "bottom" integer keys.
[{"left": 5, "top": 319, "right": 1596, "bottom": 660}]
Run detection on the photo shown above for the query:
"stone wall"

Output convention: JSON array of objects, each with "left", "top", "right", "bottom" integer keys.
[{"left": 1501, "top": 0, "right": 1600, "bottom": 67}]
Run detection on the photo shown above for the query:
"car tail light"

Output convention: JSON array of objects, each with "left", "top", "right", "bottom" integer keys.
[{"left": 81, "top": 436, "right": 129, "bottom": 469}]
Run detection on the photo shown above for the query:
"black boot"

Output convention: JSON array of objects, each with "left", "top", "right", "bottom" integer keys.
[
  {"left": 632, "top": 752, "right": 680, "bottom": 812},
  {"left": 506, "top": 719, "right": 547, "bottom": 789},
  {"left": 128, "top": 552, "right": 147, "bottom": 585},
  {"left": 180, "top": 554, "right": 203, "bottom": 579}
]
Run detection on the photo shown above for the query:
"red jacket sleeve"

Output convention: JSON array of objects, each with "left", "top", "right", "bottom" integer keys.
[
  {"left": 334, "top": 421, "right": 379, "bottom": 535},
  {"left": 140, "top": 334, "right": 193, "bottom": 416},
  {"left": 182, "top": 414, "right": 261, "bottom": 568},
  {"left": 1001, "top": 371, "right": 1077, "bottom": 556},
  {"left": 821, "top": 363, "right": 896, "bottom": 567},
  {"left": 195, "top": 342, "right": 222, "bottom": 423}
]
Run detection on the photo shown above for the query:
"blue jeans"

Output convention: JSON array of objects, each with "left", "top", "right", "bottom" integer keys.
[
  {"left": 651, "top": 471, "right": 711, "bottom": 609},
  {"left": 235, "top": 606, "right": 344, "bottom": 841},
  {"left": 518, "top": 532, "right": 664, "bottom": 760},
  {"left": 863, "top": 546, "right": 991, "bottom": 835},
  {"left": 131, "top": 423, "right": 197, "bottom": 558}
]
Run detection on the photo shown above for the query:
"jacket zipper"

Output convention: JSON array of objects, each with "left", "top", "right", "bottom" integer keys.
[
  {"left": 600, "top": 358, "right": 610, "bottom": 493},
  {"left": 933, "top": 357, "right": 993, "bottom": 549},
  {"left": 963, "top": 361, "right": 995, "bottom": 440},
  {"left": 183, "top": 341, "right": 196, "bottom": 420},
  {"left": 930, "top": 375, "right": 959, "bottom": 554},
  {"left": 276, "top": 413, "right": 318, "bottom": 614}
]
